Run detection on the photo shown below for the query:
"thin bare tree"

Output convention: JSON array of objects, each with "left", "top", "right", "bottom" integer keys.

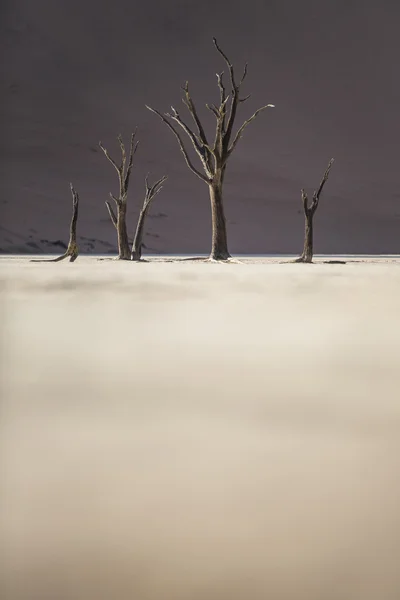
[
  {"left": 146, "top": 38, "right": 274, "bottom": 261},
  {"left": 31, "top": 183, "right": 80, "bottom": 263},
  {"left": 131, "top": 174, "right": 167, "bottom": 261},
  {"left": 99, "top": 131, "right": 139, "bottom": 259},
  {"left": 295, "top": 158, "right": 334, "bottom": 263}
]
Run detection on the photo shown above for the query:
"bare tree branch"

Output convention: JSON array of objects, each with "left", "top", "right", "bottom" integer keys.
[
  {"left": 144, "top": 174, "right": 168, "bottom": 210},
  {"left": 166, "top": 106, "right": 200, "bottom": 145},
  {"left": 100, "top": 132, "right": 138, "bottom": 204},
  {"left": 213, "top": 38, "right": 240, "bottom": 149},
  {"left": 181, "top": 81, "right": 214, "bottom": 175},
  {"left": 215, "top": 71, "right": 228, "bottom": 137},
  {"left": 228, "top": 104, "right": 275, "bottom": 157},
  {"left": 310, "top": 158, "right": 334, "bottom": 212},
  {"left": 239, "top": 63, "right": 248, "bottom": 86},
  {"left": 166, "top": 106, "right": 213, "bottom": 178},
  {"left": 214, "top": 97, "right": 230, "bottom": 160},
  {"left": 105, "top": 200, "right": 118, "bottom": 228},
  {"left": 206, "top": 104, "right": 220, "bottom": 118},
  {"left": 146, "top": 105, "right": 210, "bottom": 183},
  {"left": 216, "top": 72, "right": 226, "bottom": 105},
  {"left": 117, "top": 135, "right": 126, "bottom": 171},
  {"left": 213, "top": 37, "right": 236, "bottom": 89},
  {"left": 109, "top": 192, "right": 120, "bottom": 207},
  {"left": 98, "top": 141, "right": 121, "bottom": 175},
  {"left": 181, "top": 82, "right": 209, "bottom": 146},
  {"left": 124, "top": 129, "right": 139, "bottom": 190},
  {"left": 301, "top": 189, "right": 309, "bottom": 214},
  {"left": 213, "top": 38, "right": 252, "bottom": 153}
]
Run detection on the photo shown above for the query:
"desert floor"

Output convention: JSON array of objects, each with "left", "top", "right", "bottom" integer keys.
[{"left": 1, "top": 255, "right": 400, "bottom": 600}]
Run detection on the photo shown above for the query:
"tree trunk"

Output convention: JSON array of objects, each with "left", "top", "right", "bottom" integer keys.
[
  {"left": 117, "top": 204, "right": 131, "bottom": 260},
  {"left": 298, "top": 212, "right": 314, "bottom": 263},
  {"left": 31, "top": 184, "right": 79, "bottom": 263},
  {"left": 131, "top": 208, "right": 147, "bottom": 261},
  {"left": 209, "top": 182, "right": 230, "bottom": 260}
]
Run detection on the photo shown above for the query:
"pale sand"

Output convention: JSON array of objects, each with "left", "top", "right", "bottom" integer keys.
[{"left": 1, "top": 256, "right": 400, "bottom": 599}]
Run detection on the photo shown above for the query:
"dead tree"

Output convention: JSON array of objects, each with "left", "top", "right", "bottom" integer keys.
[
  {"left": 146, "top": 38, "right": 274, "bottom": 261},
  {"left": 131, "top": 174, "right": 167, "bottom": 261},
  {"left": 296, "top": 158, "right": 334, "bottom": 263},
  {"left": 99, "top": 131, "right": 139, "bottom": 259},
  {"left": 31, "top": 183, "right": 80, "bottom": 263}
]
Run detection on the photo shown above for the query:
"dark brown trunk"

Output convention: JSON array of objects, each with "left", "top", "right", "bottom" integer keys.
[
  {"left": 131, "top": 208, "right": 147, "bottom": 261},
  {"left": 209, "top": 181, "right": 230, "bottom": 260},
  {"left": 31, "top": 184, "right": 79, "bottom": 263},
  {"left": 298, "top": 212, "right": 314, "bottom": 263},
  {"left": 117, "top": 204, "right": 130, "bottom": 260}
]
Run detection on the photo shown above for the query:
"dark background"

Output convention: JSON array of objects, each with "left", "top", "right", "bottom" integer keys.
[{"left": 1, "top": 0, "right": 399, "bottom": 254}]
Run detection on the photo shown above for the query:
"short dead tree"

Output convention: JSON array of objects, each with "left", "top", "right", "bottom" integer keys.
[
  {"left": 131, "top": 174, "right": 167, "bottom": 261},
  {"left": 99, "top": 131, "right": 139, "bottom": 260},
  {"left": 31, "top": 183, "right": 80, "bottom": 263},
  {"left": 295, "top": 158, "right": 334, "bottom": 263},
  {"left": 146, "top": 38, "right": 274, "bottom": 261}
]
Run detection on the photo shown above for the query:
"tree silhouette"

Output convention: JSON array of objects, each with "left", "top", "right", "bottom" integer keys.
[{"left": 147, "top": 38, "right": 274, "bottom": 260}]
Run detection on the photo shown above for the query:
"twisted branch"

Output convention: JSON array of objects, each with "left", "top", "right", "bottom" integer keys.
[
  {"left": 310, "top": 158, "right": 334, "bottom": 213},
  {"left": 144, "top": 174, "right": 168, "bottom": 210},
  {"left": 105, "top": 200, "right": 117, "bottom": 228},
  {"left": 146, "top": 105, "right": 209, "bottom": 183},
  {"left": 147, "top": 39, "right": 274, "bottom": 186},
  {"left": 166, "top": 106, "right": 213, "bottom": 178},
  {"left": 124, "top": 129, "right": 139, "bottom": 190},
  {"left": 98, "top": 141, "right": 121, "bottom": 175},
  {"left": 99, "top": 130, "right": 139, "bottom": 204},
  {"left": 228, "top": 104, "right": 275, "bottom": 157}
]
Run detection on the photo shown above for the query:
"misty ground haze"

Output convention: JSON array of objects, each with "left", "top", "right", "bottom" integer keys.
[{"left": 1, "top": 256, "right": 400, "bottom": 599}]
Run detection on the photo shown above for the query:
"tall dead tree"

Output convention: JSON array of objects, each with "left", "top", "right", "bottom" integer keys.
[
  {"left": 99, "top": 131, "right": 139, "bottom": 259},
  {"left": 296, "top": 158, "right": 334, "bottom": 263},
  {"left": 146, "top": 38, "right": 274, "bottom": 261},
  {"left": 31, "top": 183, "right": 80, "bottom": 263},
  {"left": 131, "top": 174, "right": 167, "bottom": 261}
]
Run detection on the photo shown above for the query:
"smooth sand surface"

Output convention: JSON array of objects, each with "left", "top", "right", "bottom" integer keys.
[{"left": 1, "top": 255, "right": 400, "bottom": 599}]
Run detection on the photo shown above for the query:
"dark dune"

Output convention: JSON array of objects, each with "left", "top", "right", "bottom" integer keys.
[{"left": 1, "top": 1, "right": 400, "bottom": 255}]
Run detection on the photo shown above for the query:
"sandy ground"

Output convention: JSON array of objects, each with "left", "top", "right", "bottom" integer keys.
[{"left": 1, "top": 255, "right": 400, "bottom": 600}]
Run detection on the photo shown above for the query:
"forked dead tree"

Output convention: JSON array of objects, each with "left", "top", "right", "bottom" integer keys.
[
  {"left": 131, "top": 174, "right": 167, "bottom": 261},
  {"left": 295, "top": 158, "right": 334, "bottom": 263},
  {"left": 99, "top": 131, "right": 139, "bottom": 259},
  {"left": 31, "top": 183, "right": 80, "bottom": 263},
  {"left": 147, "top": 38, "right": 274, "bottom": 261}
]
